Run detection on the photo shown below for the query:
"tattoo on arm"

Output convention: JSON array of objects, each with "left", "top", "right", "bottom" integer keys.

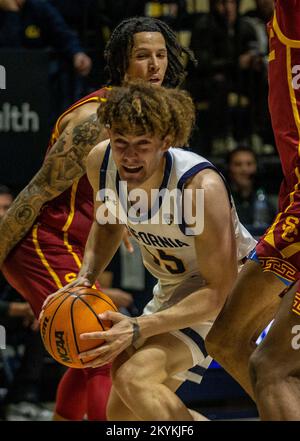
[
  {"left": 47, "top": 114, "right": 102, "bottom": 190},
  {"left": 0, "top": 113, "right": 104, "bottom": 267},
  {"left": 72, "top": 114, "right": 100, "bottom": 147}
]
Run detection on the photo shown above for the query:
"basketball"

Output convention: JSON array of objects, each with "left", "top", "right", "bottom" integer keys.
[{"left": 39, "top": 287, "right": 118, "bottom": 368}]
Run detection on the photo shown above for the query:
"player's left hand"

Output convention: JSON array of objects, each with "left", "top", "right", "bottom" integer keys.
[{"left": 78, "top": 311, "right": 139, "bottom": 367}]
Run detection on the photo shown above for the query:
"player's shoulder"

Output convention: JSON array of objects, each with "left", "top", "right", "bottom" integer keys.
[
  {"left": 170, "top": 148, "right": 227, "bottom": 194},
  {"left": 186, "top": 167, "right": 225, "bottom": 193},
  {"left": 59, "top": 87, "right": 110, "bottom": 130},
  {"left": 86, "top": 140, "right": 110, "bottom": 190},
  {"left": 186, "top": 168, "right": 231, "bottom": 229},
  {"left": 87, "top": 140, "right": 110, "bottom": 170},
  {"left": 60, "top": 101, "right": 100, "bottom": 130}
]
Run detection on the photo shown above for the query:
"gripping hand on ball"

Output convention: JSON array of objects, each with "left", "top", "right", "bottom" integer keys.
[
  {"left": 39, "top": 271, "right": 93, "bottom": 321},
  {"left": 78, "top": 312, "right": 141, "bottom": 367}
]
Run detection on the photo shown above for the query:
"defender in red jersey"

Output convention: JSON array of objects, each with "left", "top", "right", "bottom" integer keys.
[
  {"left": 2, "top": 87, "right": 110, "bottom": 317},
  {"left": 206, "top": 0, "right": 300, "bottom": 420},
  {"left": 0, "top": 17, "right": 192, "bottom": 420}
]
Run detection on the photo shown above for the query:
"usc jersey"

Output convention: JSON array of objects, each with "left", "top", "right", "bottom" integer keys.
[
  {"left": 37, "top": 87, "right": 111, "bottom": 247},
  {"left": 253, "top": 1, "right": 300, "bottom": 285}
]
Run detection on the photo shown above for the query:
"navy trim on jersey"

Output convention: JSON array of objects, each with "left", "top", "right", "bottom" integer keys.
[
  {"left": 180, "top": 327, "right": 208, "bottom": 357},
  {"left": 188, "top": 364, "right": 207, "bottom": 377},
  {"left": 99, "top": 144, "right": 111, "bottom": 200},
  {"left": 177, "top": 161, "right": 231, "bottom": 198},
  {"left": 177, "top": 162, "right": 214, "bottom": 191},
  {"left": 116, "top": 150, "right": 173, "bottom": 223},
  {"left": 176, "top": 161, "right": 232, "bottom": 236}
]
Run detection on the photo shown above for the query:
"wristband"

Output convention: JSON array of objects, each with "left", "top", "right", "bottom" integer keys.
[{"left": 131, "top": 318, "right": 141, "bottom": 344}]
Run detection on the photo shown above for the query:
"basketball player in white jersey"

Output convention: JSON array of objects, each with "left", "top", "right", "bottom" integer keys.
[{"left": 42, "top": 81, "right": 256, "bottom": 420}]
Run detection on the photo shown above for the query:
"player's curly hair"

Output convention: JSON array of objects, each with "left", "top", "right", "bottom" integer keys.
[
  {"left": 104, "top": 16, "right": 196, "bottom": 88},
  {"left": 98, "top": 80, "right": 195, "bottom": 147}
]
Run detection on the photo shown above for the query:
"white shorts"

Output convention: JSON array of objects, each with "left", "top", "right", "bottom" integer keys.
[
  {"left": 140, "top": 283, "right": 214, "bottom": 384},
  {"left": 133, "top": 320, "right": 213, "bottom": 384},
  {"left": 169, "top": 322, "right": 213, "bottom": 384}
]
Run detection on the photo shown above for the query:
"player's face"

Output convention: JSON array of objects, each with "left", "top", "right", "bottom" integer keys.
[
  {"left": 109, "top": 128, "right": 169, "bottom": 187},
  {"left": 229, "top": 151, "right": 257, "bottom": 187},
  {"left": 126, "top": 32, "right": 168, "bottom": 86},
  {"left": 0, "top": 193, "right": 13, "bottom": 219}
]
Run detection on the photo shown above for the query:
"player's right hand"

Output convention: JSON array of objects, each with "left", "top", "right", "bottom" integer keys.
[{"left": 38, "top": 274, "right": 93, "bottom": 321}]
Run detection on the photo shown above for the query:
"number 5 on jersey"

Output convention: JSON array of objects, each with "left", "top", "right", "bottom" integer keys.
[{"left": 144, "top": 247, "right": 186, "bottom": 274}]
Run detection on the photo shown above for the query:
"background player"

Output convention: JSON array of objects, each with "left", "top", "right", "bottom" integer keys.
[
  {"left": 206, "top": 0, "right": 300, "bottom": 420},
  {"left": 0, "top": 17, "right": 191, "bottom": 420},
  {"left": 47, "top": 81, "right": 256, "bottom": 421}
]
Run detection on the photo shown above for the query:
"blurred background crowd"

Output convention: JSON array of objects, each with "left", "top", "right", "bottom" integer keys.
[{"left": 0, "top": 0, "right": 281, "bottom": 420}]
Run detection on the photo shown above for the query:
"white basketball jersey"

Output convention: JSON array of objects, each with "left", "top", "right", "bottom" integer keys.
[{"left": 99, "top": 146, "right": 256, "bottom": 313}]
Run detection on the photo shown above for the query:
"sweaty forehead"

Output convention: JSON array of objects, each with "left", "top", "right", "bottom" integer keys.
[
  {"left": 112, "top": 124, "right": 150, "bottom": 137},
  {"left": 132, "top": 32, "right": 166, "bottom": 50}
]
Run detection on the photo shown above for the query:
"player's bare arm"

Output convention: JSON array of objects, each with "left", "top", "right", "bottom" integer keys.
[
  {"left": 41, "top": 141, "right": 125, "bottom": 301},
  {"left": 77, "top": 142, "right": 126, "bottom": 283},
  {"left": 0, "top": 102, "right": 107, "bottom": 268},
  {"left": 39, "top": 142, "right": 127, "bottom": 318},
  {"left": 79, "top": 169, "right": 238, "bottom": 367}
]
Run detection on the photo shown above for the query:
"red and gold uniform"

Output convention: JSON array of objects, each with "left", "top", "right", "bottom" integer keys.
[
  {"left": 250, "top": 0, "right": 300, "bottom": 288},
  {"left": 3, "top": 88, "right": 112, "bottom": 421},
  {"left": 2, "top": 88, "right": 110, "bottom": 317}
]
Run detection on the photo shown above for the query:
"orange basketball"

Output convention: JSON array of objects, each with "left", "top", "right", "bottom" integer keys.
[{"left": 39, "top": 287, "right": 118, "bottom": 368}]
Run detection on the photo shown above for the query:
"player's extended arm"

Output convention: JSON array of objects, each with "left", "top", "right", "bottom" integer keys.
[
  {"left": 76, "top": 142, "right": 126, "bottom": 283},
  {"left": 0, "top": 103, "right": 106, "bottom": 268},
  {"left": 78, "top": 220, "right": 125, "bottom": 284},
  {"left": 137, "top": 170, "right": 238, "bottom": 338},
  {"left": 39, "top": 142, "right": 125, "bottom": 316}
]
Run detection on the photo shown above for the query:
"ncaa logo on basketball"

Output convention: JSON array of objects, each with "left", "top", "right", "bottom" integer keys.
[
  {"left": 0, "top": 65, "right": 5, "bottom": 90},
  {"left": 55, "top": 331, "right": 72, "bottom": 363},
  {"left": 0, "top": 325, "right": 6, "bottom": 350},
  {"left": 292, "top": 65, "right": 300, "bottom": 90},
  {"left": 291, "top": 325, "right": 300, "bottom": 350}
]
